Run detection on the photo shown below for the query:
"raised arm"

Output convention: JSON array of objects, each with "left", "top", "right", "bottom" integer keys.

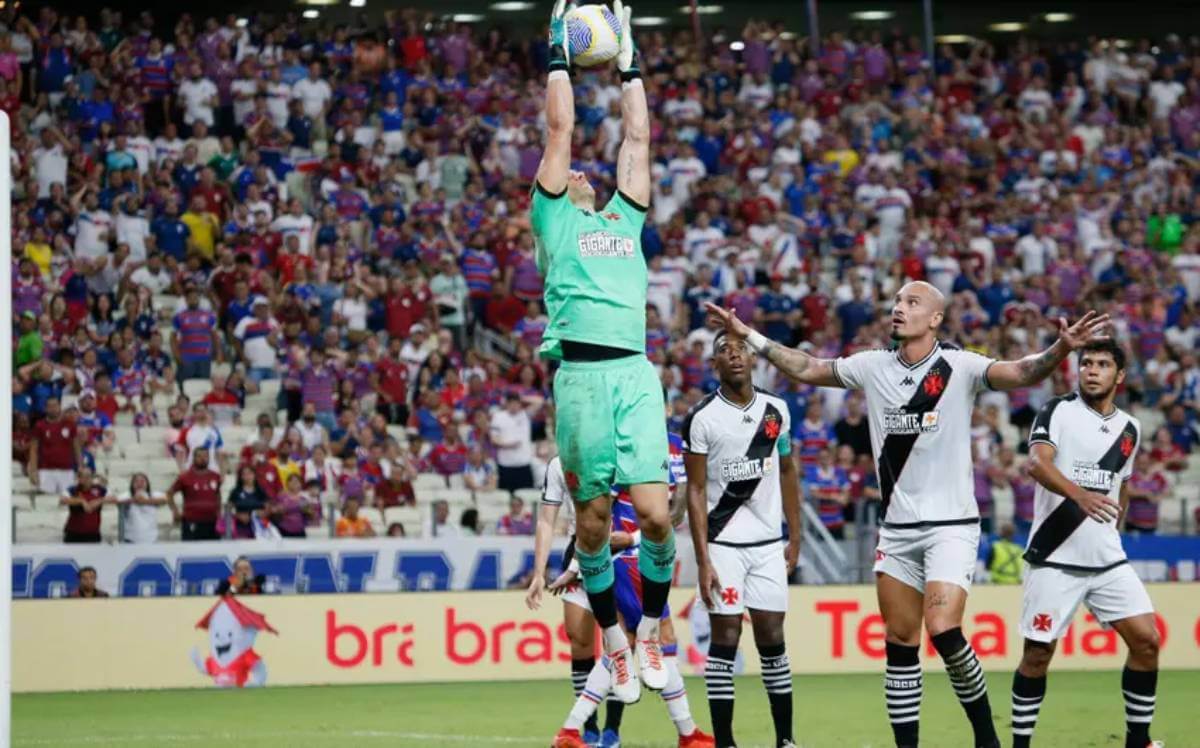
[
  {"left": 705, "top": 302, "right": 842, "bottom": 387},
  {"left": 534, "top": 0, "right": 574, "bottom": 195},
  {"left": 986, "top": 311, "right": 1111, "bottom": 391},
  {"left": 613, "top": 0, "right": 649, "bottom": 207}
]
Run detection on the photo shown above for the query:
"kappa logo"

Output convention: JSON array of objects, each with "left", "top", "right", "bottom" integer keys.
[
  {"left": 742, "top": 415, "right": 754, "bottom": 424},
  {"left": 1100, "top": 424, "right": 1110, "bottom": 434},
  {"left": 660, "top": 460, "right": 669, "bottom": 471},
  {"left": 900, "top": 376, "right": 915, "bottom": 387}
]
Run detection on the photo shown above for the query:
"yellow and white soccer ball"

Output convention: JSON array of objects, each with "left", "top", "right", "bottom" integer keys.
[{"left": 565, "top": 4, "right": 622, "bottom": 68}]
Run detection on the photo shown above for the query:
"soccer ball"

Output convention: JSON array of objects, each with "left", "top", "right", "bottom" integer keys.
[{"left": 565, "top": 4, "right": 622, "bottom": 68}]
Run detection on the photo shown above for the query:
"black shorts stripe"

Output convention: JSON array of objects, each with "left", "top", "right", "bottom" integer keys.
[
  {"left": 1024, "top": 420, "right": 1139, "bottom": 566},
  {"left": 882, "top": 517, "right": 981, "bottom": 530},
  {"left": 710, "top": 538, "right": 783, "bottom": 548},
  {"left": 1027, "top": 558, "right": 1128, "bottom": 574},
  {"left": 877, "top": 357, "right": 954, "bottom": 522}
]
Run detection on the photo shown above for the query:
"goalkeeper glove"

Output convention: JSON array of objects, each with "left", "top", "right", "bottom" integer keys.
[
  {"left": 548, "top": 0, "right": 571, "bottom": 72},
  {"left": 613, "top": 0, "right": 641, "bottom": 82}
]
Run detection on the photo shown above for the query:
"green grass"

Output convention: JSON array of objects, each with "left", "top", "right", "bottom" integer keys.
[{"left": 13, "top": 671, "right": 1200, "bottom": 747}]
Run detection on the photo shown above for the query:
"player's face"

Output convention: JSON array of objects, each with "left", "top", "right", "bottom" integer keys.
[
  {"left": 714, "top": 336, "right": 754, "bottom": 385},
  {"left": 566, "top": 170, "right": 595, "bottom": 209},
  {"left": 1078, "top": 351, "right": 1123, "bottom": 400},
  {"left": 890, "top": 283, "right": 943, "bottom": 341}
]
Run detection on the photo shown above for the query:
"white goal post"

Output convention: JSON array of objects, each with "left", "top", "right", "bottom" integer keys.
[{"left": 1, "top": 108, "right": 14, "bottom": 747}]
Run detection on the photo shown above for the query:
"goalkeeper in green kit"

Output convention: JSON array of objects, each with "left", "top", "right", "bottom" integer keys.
[{"left": 526, "top": 0, "right": 672, "bottom": 705}]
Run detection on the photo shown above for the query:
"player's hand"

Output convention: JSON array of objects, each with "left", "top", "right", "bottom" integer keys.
[
  {"left": 1056, "top": 310, "right": 1111, "bottom": 351},
  {"left": 548, "top": 0, "right": 571, "bottom": 65},
  {"left": 525, "top": 573, "right": 545, "bottom": 610},
  {"left": 1070, "top": 488, "right": 1121, "bottom": 523},
  {"left": 704, "top": 303, "right": 753, "bottom": 340},
  {"left": 548, "top": 567, "right": 579, "bottom": 594},
  {"left": 698, "top": 562, "right": 722, "bottom": 610},
  {"left": 613, "top": 0, "right": 638, "bottom": 74},
  {"left": 785, "top": 537, "right": 800, "bottom": 575}
]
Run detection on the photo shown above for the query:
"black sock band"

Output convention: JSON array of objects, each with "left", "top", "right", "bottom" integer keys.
[
  {"left": 758, "top": 642, "right": 792, "bottom": 745},
  {"left": 1122, "top": 667, "right": 1157, "bottom": 748},
  {"left": 705, "top": 643, "right": 737, "bottom": 747},
  {"left": 586, "top": 585, "right": 619, "bottom": 629},
  {"left": 641, "top": 577, "right": 670, "bottom": 620},
  {"left": 885, "top": 641, "right": 922, "bottom": 748},
  {"left": 932, "top": 628, "right": 997, "bottom": 747},
  {"left": 1011, "top": 671, "right": 1046, "bottom": 748},
  {"left": 604, "top": 698, "right": 625, "bottom": 733}
]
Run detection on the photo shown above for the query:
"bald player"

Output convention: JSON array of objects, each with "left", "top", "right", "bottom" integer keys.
[{"left": 707, "top": 283, "right": 1110, "bottom": 748}]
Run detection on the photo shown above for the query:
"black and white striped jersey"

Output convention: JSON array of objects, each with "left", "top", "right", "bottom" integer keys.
[
  {"left": 681, "top": 388, "right": 792, "bottom": 546},
  {"left": 832, "top": 342, "right": 996, "bottom": 527},
  {"left": 1025, "top": 393, "right": 1139, "bottom": 572}
]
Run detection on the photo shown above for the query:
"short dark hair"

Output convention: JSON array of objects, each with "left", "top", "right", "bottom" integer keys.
[
  {"left": 1078, "top": 338, "right": 1126, "bottom": 371},
  {"left": 78, "top": 566, "right": 97, "bottom": 578}
]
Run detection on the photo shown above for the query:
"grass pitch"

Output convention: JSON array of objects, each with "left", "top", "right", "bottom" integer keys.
[{"left": 13, "top": 671, "right": 1199, "bottom": 747}]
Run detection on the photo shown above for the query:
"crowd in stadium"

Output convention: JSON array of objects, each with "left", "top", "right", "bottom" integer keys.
[{"left": 6, "top": 5, "right": 1200, "bottom": 545}]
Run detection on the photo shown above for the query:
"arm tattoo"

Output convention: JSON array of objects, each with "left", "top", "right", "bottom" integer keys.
[
  {"left": 763, "top": 341, "right": 812, "bottom": 379},
  {"left": 1016, "top": 348, "right": 1060, "bottom": 385}
]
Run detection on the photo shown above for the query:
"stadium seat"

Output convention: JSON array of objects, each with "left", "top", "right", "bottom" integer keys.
[
  {"left": 181, "top": 379, "right": 210, "bottom": 402},
  {"left": 413, "top": 473, "right": 447, "bottom": 491},
  {"left": 514, "top": 488, "right": 541, "bottom": 507},
  {"left": 474, "top": 489, "right": 512, "bottom": 508}
]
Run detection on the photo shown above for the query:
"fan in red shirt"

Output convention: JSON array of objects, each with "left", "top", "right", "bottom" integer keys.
[
  {"left": 372, "top": 338, "right": 411, "bottom": 424},
  {"left": 30, "top": 397, "right": 83, "bottom": 496},
  {"left": 168, "top": 449, "right": 224, "bottom": 541},
  {"left": 484, "top": 280, "right": 526, "bottom": 333},
  {"left": 60, "top": 466, "right": 108, "bottom": 543},
  {"left": 274, "top": 235, "right": 314, "bottom": 285},
  {"left": 429, "top": 429, "right": 469, "bottom": 477}
]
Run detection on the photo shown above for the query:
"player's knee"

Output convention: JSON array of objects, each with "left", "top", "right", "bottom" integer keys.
[
  {"left": 636, "top": 506, "right": 672, "bottom": 540},
  {"left": 884, "top": 624, "right": 922, "bottom": 647},
  {"left": 1019, "top": 641, "right": 1054, "bottom": 676},
  {"left": 710, "top": 624, "right": 741, "bottom": 650},
  {"left": 1130, "top": 628, "right": 1161, "bottom": 663}
]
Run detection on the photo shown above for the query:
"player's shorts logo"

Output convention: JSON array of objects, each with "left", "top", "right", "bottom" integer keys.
[
  {"left": 564, "top": 470, "right": 581, "bottom": 492},
  {"left": 1032, "top": 613, "right": 1053, "bottom": 632},
  {"left": 721, "top": 587, "right": 739, "bottom": 605},
  {"left": 875, "top": 549, "right": 885, "bottom": 562}
]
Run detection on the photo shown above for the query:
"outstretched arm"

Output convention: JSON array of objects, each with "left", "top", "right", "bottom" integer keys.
[
  {"left": 614, "top": 0, "right": 649, "bottom": 206},
  {"left": 986, "top": 311, "right": 1111, "bottom": 391},
  {"left": 535, "top": 0, "right": 574, "bottom": 195},
  {"left": 705, "top": 302, "right": 842, "bottom": 387}
]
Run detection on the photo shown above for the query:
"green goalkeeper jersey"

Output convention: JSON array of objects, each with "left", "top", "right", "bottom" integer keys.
[{"left": 529, "top": 184, "right": 649, "bottom": 361}]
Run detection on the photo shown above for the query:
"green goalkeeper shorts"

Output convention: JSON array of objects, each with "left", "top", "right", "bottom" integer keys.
[{"left": 553, "top": 353, "right": 668, "bottom": 502}]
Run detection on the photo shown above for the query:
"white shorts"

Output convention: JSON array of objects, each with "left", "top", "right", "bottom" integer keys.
[
  {"left": 1021, "top": 563, "right": 1155, "bottom": 643},
  {"left": 873, "top": 523, "right": 981, "bottom": 594},
  {"left": 703, "top": 541, "right": 788, "bottom": 615},
  {"left": 38, "top": 469, "right": 76, "bottom": 496},
  {"left": 561, "top": 581, "right": 591, "bottom": 612}
]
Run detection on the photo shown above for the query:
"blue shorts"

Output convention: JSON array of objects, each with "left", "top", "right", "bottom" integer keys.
[{"left": 613, "top": 555, "right": 670, "bottom": 632}]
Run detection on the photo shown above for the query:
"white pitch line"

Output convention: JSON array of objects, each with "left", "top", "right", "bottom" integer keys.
[{"left": 15, "top": 730, "right": 544, "bottom": 746}]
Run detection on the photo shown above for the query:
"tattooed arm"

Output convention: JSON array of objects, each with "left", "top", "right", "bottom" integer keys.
[
  {"left": 615, "top": 81, "right": 650, "bottom": 207},
  {"left": 705, "top": 303, "right": 843, "bottom": 387},
  {"left": 984, "top": 311, "right": 1111, "bottom": 391}
]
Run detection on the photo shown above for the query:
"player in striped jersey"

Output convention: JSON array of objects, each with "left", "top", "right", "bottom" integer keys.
[
  {"left": 683, "top": 333, "right": 801, "bottom": 748},
  {"left": 529, "top": 450, "right": 714, "bottom": 748},
  {"left": 1013, "top": 340, "right": 1162, "bottom": 748},
  {"left": 706, "top": 283, "right": 1110, "bottom": 748}
]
